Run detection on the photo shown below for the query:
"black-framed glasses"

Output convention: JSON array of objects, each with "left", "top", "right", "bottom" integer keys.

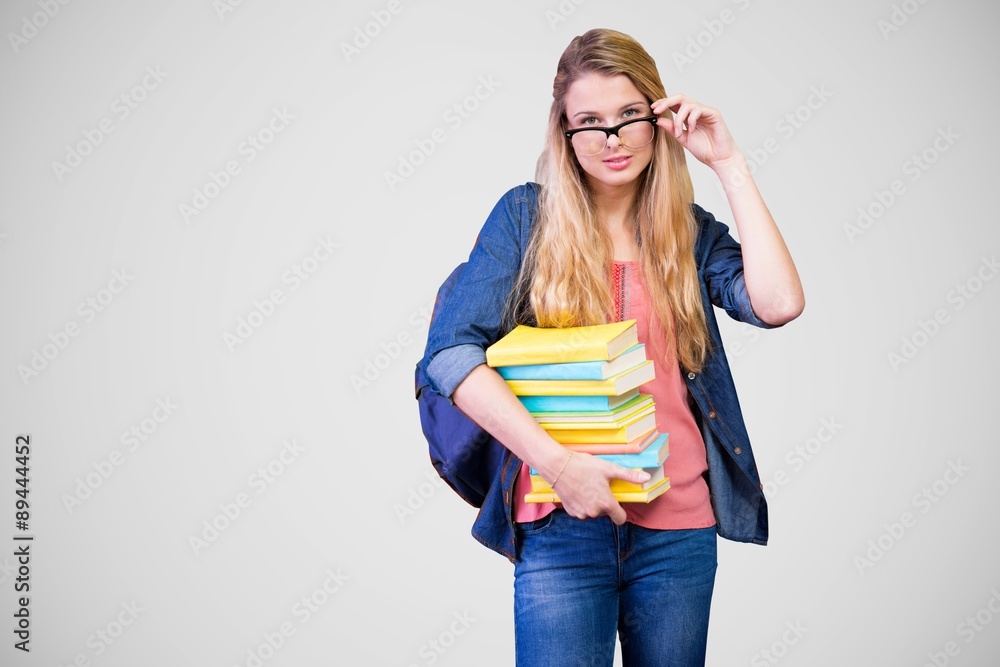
[{"left": 564, "top": 116, "right": 658, "bottom": 157}]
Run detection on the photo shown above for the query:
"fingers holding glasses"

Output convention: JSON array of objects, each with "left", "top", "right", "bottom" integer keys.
[
  {"left": 651, "top": 94, "right": 703, "bottom": 137},
  {"left": 650, "top": 93, "right": 738, "bottom": 166}
]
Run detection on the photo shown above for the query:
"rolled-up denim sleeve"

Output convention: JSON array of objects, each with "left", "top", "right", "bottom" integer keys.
[
  {"left": 697, "top": 203, "right": 782, "bottom": 330},
  {"left": 425, "top": 344, "right": 487, "bottom": 400}
]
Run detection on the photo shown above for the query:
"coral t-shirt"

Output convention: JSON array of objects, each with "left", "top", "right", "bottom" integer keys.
[{"left": 512, "top": 260, "right": 717, "bottom": 530}]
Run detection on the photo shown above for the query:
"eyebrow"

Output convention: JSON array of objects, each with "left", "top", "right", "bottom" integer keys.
[{"left": 571, "top": 101, "right": 648, "bottom": 121}]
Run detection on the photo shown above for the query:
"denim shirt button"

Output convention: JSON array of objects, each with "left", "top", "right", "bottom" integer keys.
[
  {"left": 708, "top": 410, "right": 717, "bottom": 419},
  {"left": 734, "top": 447, "right": 742, "bottom": 455},
  {"left": 687, "top": 371, "right": 696, "bottom": 380}
]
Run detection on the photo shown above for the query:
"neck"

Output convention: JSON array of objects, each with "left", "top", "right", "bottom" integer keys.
[
  {"left": 588, "top": 180, "right": 638, "bottom": 229},
  {"left": 587, "top": 180, "right": 641, "bottom": 261}
]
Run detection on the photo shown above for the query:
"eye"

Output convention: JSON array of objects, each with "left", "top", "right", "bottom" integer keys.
[{"left": 581, "top": 116, "right": 601, "bottom": 125}]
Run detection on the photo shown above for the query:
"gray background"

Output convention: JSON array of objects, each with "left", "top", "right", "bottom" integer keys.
[{"left": 2, "top": 0, "right": 998, "bottom": 665}]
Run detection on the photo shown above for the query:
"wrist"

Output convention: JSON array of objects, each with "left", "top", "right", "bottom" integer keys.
[
  {"left": 533, "top": 442, "right": 572, "bottom": 482},
  {"left": 710, "top": 151, "right": 748, "bottom": 177},
  {"left": 550, "top": 451, "right": 574, "bottom": 488}
]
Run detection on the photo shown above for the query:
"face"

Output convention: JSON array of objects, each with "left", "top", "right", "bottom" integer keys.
[{"left": 563, "top": 72, "right": 655, "bottom": 197}]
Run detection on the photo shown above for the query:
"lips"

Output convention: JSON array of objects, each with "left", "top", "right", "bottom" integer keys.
[{"left": 603, "top": 154, "right": 632, "bottom": 170}]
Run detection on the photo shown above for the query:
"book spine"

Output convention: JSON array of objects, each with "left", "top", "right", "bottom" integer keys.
[
  {"left": 519, "top": 395, "right": 616, "bottom": 412},
  {"left": 537, "top": 405, "right": 655, "bottom": 430},
  {"left": 593, "top": 434, "right": 668, "bottom": 467},
  {"left": 506, "top": 381, "right": 617, "bottom": 397},
  {"left": 594, "top": 452, "right": 659, "bottom": 468},
  {"left": 529, "top": 473, "right": 660, "bottom": 493},
  {"left": 523, "top": 480, "right": 669, "bottom": 504},
  {"left": 505, "top": 360, "right": 652, "bottom": 396},
  {"left": 496, "top": 360, "right": 605, "bottom": 381},
  {"left": 487, "top": 340, "right": 611, "bottom": 367}
]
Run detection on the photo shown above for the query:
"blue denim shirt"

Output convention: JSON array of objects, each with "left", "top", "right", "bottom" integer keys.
[{"left": 420, "top": 182, "right": 780, "bottom": 563}]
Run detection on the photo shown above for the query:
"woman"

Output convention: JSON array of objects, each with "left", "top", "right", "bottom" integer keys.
[{"left": 420, "top": 28, "right": 804, "bottom": 666}]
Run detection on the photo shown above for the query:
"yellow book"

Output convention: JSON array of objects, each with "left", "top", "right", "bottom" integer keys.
[
  {"left": 524, "top": 477, "right": 670, "bottom": 504},
  {"left": 610, "top": 466, "right": 666, "bottom": 493},
  {"left": 546, "top": 412, "right": 656, "bottom": 444},
  {"left": 486, "top": 320, "right": 638, "bottom": 367},
  {"left": 564, "top": 429, "right": 661, "bottom": 454},
  {"left": 504, "top": 360, "right": 654, "bottom": 396},
  {"left": 530, "top": 464, "right": 665, "bottom": 494}
]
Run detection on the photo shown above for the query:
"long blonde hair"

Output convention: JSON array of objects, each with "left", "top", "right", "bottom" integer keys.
[{"left": 508, "top": 28, "right": 710, "bottom": 373}]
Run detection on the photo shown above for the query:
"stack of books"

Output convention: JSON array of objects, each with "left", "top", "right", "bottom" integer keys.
[{"left": 485, "top": 320, "right": 670, "bottom": 503}]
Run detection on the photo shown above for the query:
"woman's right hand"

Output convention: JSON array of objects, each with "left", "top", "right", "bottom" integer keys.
[{"left": 549, "top": 452, "right": 651, "bottom": 525}]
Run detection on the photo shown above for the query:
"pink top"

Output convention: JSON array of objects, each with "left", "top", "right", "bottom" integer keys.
[{"left": 512, "top": 260, "right": 717, "bottom": 530}]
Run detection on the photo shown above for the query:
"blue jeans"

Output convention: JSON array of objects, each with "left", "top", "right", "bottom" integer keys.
[{"left": 513, "top": 510, "right": 717, "bottom": 667}]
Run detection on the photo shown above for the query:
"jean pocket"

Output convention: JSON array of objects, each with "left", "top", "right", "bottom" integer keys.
[{"left": 515, "top": 509, "right": 559, "bottom": 536}]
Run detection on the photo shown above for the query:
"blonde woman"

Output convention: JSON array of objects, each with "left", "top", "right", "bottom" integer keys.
[{"left": 420, "top": 28, "right": 804, "bottom": 666}]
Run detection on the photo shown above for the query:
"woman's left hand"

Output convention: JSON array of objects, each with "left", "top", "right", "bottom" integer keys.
[{"left": 650, "top": 94, "right": 741, "bottom": 169}]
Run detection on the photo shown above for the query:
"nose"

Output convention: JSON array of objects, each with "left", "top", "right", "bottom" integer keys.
[{"left": 605, "top": 132, "right": 622, "bottom": 150}]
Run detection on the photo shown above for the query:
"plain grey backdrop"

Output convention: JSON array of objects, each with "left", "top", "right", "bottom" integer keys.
[{"left": 2, "top": 1, "right": 998, "bottom": 665}]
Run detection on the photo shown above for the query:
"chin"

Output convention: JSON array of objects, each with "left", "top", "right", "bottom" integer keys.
[{"left": 583, "top": 163, "right": 649, "bottom": 191}]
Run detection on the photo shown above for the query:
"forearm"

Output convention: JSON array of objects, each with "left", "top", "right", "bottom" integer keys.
[
  {"left": 712, "top": 152, "right": 805, "bottom": 325},
  {"left": 451, "top": 363, "right": 569, "bottom": 481}
]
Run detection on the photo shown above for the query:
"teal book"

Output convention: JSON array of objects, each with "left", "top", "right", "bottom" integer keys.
[
  {"left": 496, "top": 344, "right": 645, "bottom": 381},
  {"left": 530, "top": 394, "right": 652, "bottom": 422},
  {"left": 518, "top": 388, "right": 640, "bottom": 413}
]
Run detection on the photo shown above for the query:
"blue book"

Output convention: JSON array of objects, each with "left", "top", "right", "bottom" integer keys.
[
  {"left": 518, "top": 389, "right": 641, "bottom": 413},
  {"left": 594, "top": 433, "right": 669, "bottom": 468},
  {"left": 497, "top": 344, "right": 646, "bottom": 381},
  {"left": 530, "top": 433, "right": 669, "bottom": 473}
]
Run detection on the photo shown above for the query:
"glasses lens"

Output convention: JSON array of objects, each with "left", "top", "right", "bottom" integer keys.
[
  {"left": 569, "top": 119, "right": 656, "bottom": 157},
  {"left": 570, "top": 130, "right": 608, "bottom": 157},
  {"left": 619, "top": 119, "right": 654, "bottom": 150}
]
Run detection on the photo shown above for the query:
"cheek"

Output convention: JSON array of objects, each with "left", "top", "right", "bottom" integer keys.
[
  {"left": 571, "top": 150, "right": 594, "bottom": 169},
  {"left": 635, "top": 145, "right": 655, "bottom": 168},
  {"left": 577, "top": 154, "right": 604, "bottom": 174}
]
